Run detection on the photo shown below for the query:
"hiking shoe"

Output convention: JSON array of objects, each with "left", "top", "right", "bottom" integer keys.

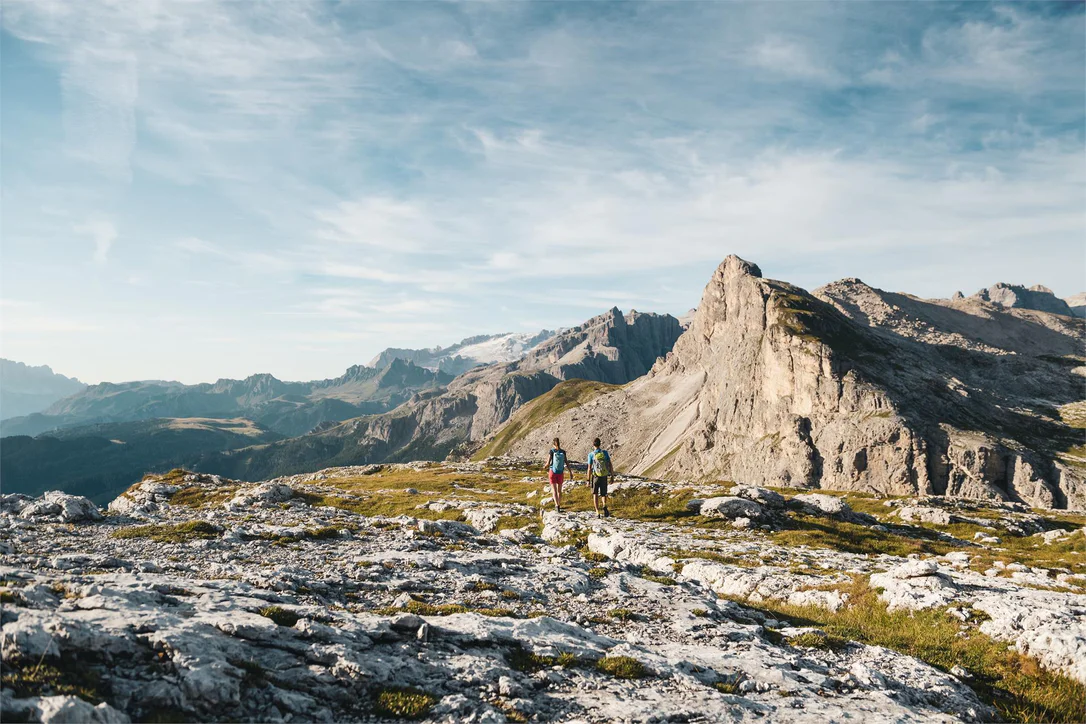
[
  {"left": 556, "top": 505, "right": 562, "bottom": 513},
  {"left": 596, "top": 512, "right": 602, "bottom": 519},
  {"left": 603, "top": 508, "right": 611, "bottom": 518}
]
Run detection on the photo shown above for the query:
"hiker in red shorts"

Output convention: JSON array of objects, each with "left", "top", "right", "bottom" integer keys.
[{"left": 547, "top": 437, "right": 572, "bottom": 513}]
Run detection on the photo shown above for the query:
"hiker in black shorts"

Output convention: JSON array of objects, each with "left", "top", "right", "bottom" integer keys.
[{"left": 587, "top": 437, "right": 614, "bottom": 518}]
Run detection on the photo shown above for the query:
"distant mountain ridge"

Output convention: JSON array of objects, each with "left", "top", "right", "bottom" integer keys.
[
  {"left": 967, "top": 283, "right": 1075, "bottom": 317},
  {"left": 369, "top": 330, "right": 556, "bottom": 376},
  {"left": 1, "top": 417, "right": 283, "bottom": 503},
  {"left": 202, "top": 308, "right": 684, "bottom": 480},
  {"left": 0, "top": 359, "right": 86, "bottom": 420},
  {"left": 0, "top": 359, "right": 452, "bottom": 439}
]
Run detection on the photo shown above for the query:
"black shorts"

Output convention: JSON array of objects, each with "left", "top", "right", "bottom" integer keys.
[{"left": 592, "top": 476, "right": 609, "bottom": 496}]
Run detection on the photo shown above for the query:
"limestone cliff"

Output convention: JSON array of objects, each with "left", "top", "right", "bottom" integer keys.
[{"left": 492, "top": 256, "right": 1086, "bottom": 510}]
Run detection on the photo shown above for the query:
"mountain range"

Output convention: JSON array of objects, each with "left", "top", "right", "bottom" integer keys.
[
  {"left": 368, "top": 330, "right": 557, "bottom": 376},
  {"left": 0, "top": 358, "right": 451, "bottom": 439},
  {"left": 199, "top": 307, "right": 684, "bottom": 481},
  {"left": 0, "top": 359, "right": 85, "bottom": 420},
  {"left": 2, "top": 260, "right": 1083, "bottom": 511}
]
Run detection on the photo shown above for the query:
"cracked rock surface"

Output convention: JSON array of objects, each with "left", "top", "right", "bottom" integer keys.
[{"left": 2, "top": 463, "right": 1084, "bottom": 722}]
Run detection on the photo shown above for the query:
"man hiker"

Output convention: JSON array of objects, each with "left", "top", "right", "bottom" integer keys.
[
  {"left": 588, "top": 438, "right": 613, "bottom": 518},
  {"left": 546, "top": 438, "right": 572, "bottom": 513}
]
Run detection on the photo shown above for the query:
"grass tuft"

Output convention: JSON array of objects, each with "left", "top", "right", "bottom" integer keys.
[
  {"left": 372, "top": 686, "right": 438, "bottom": 720},
  {"left": 258, "top": 606, "right": 300, "bottom": 627},
  {"left": 736, "top": 576, "right": 1085, "bottom": 723},
  {"left": 595, "top": 656, "right": 647, "bottom": 679},
  {"left": 111, "top": 520, "right": 220, "bottom": 542}
]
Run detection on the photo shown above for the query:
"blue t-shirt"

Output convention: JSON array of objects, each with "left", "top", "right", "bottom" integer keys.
[{"left": 588, "top": 449, "right": 612, "bottom": 477}]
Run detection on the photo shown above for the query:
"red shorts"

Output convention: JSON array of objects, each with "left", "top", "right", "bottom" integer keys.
[{"left": 548, "top": 471, "right": 564, "bottom": 485}]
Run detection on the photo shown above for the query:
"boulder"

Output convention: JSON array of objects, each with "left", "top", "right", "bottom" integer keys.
[
  {"left": 226, "top": 483, "right": 293, "bottom": 509},
  {"left": 18, "top": 492, "right": 102, "bottom": 523},
  {"left": 699, "top": 497, "right": 765, "bottom": 520},
  {"left": 897, "top": 506, "right": 952, "bottom": 525},
  {"left": 791, "top": 493, "right": 851, "bottom": 518},
  {"left": 729, "top": 485, "right": 785, "bottom": 509}
]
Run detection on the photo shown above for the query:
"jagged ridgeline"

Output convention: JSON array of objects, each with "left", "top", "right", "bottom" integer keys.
[
  {"left": 201, "top": 309, "right": 684, "bottom": 482},
  {"left": 486, "top": 256, "right": 1086, "bottom": 510}
]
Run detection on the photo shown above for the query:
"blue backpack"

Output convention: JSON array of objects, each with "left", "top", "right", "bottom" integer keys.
[{"left": 550, "top": 449, "right": 566, "bottom": 474}]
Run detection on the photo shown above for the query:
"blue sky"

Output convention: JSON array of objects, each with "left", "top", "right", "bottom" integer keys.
[{"left": 1, "top": 1, "right": 1083, "bottom": 384}]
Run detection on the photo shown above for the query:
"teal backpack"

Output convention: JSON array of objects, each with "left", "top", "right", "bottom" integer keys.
[{"left": 550, "top": 449, "right": 566, "bottom": 474}]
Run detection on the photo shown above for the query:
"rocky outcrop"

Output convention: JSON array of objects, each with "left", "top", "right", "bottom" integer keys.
[
  {"left": 1066, "top": 293, "right": 1086, "bottom": 319},
  {"left": 971, "top": 283, "right": 1074, "bottom": 317},
  {"left": 492, "top": 256, "right": 1085, "bottom": 510}
]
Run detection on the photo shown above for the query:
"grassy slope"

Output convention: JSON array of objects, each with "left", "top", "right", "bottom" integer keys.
[{"left": 473, "top": 379, "right": 619, "bottom": 460}]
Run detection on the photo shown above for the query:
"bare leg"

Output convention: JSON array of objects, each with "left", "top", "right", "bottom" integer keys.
[
  {"left": 593, "top": 494, "right": 601, "bottom": 515},
  {"left": 601, "top": 496, "right": 609, "bottom": 516},
  {"left": 555, "top": 481, "right": 564, "bottom": 509}
]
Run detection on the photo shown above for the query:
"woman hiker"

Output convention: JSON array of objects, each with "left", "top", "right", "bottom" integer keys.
[{"left": 546, "top": 438, "right": 572, "bottom": 513}]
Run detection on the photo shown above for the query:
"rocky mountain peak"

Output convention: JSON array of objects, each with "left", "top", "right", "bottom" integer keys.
[
  {"left": 971, "top": 282, "right": 1073, "bottom": 316},
  {"left": 718, "top": 254, "right": 762, "bottom": 279}
]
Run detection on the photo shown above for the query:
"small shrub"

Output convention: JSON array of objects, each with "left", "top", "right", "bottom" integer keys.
[
  {"left": 373, "top": 686, "right": 437, "bottom": 720},
  {"left": 588, "top": 567, "right": 608, "bottom": 579},
  {"left": 691, "top": 608, "right": 709, "bottom": 618},
  {"left": 608, "top": 608, "right": 635, "bottom": 621},
  {"left": 596, "top": 656, "right": 647, "bottom": 679},
  {"left": 582, "top": 551, "right": 609, "bottom": 563},
  {"left": 501, "top": 590, "right": 520, "bottom": 600},
  {"left": 258, "top": 606, "right": 300, "bottom": 627}
]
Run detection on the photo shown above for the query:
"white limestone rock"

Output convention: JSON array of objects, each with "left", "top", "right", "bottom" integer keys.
[
  {"left": 897, "top": 506, "right": 952, "bottom": 525},
  {"left": 699, "top": 496, "right": 766, "bottom": 520},
  {"left": 226, "top": 483, "right": 294, "bottom": 509},
  {"left": 792, "top": 493, "right": 851, "bottom": 518},
  {"left": 18, "top": 492, "right": 102, "bottom": 523}
]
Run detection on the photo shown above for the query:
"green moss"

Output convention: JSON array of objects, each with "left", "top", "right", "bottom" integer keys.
[
  {"left": 372, "top": 686, "right": 437, "bottom": 720},
  {"left": 1, "top": 655, "right": 104, "bottom": 704},
  {"left": 258, "top": 606, "right": 300, "bottom": 627},
  {"left": 111, "top": 520, "right": 220, "bottom": 542},
  {"left": 785, "top": 631, "right": 849, "bottom": 652},
  {"left": 691, "top": 608, "right": 709, "bottom": 618},
  {"left": 595, "top": 656, "right": 647, "bottom": 679},
  {"left": 771, "top": 514, "right": 961, "bottom": 557},
  {"left": 608, "top": 608, "right": 635, "bottom": 621},
  {"left": 588, "top": 567, "right": 608, "bottom": 579},
  {"left": 474, "top": 379, "right": 620, "bottom": 458},
  {"left": 639, "top": 567, "right": 677, "bottom": 586},
  {"left": 505, "top": 646, "right": 579, "bottom": 673},
  {"left": 168, "top": 485, "right": 238, "bottom": 509}
]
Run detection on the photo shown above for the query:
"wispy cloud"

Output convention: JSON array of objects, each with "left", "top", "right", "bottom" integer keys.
[
  {"left": 1, "top": 1, "right": 1082, "bottom": 384},
  {"left": 73, "top": 217, "right": 117, "bottom": 264}
]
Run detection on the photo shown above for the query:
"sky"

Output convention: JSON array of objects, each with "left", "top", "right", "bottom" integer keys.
[{"left": 1, "top": 1, "right": 1083, "bottom": 385}]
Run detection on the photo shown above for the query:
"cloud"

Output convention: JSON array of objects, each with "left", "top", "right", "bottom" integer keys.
[
  {"left": 1, "top": 1, "right": 1082, "bottom": 383},
  {"left": 748, "top": 35, "right": 844, "bottom": 84},
  {"left": 73, "top": 217, "right": 117, "bottom": 264}
]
